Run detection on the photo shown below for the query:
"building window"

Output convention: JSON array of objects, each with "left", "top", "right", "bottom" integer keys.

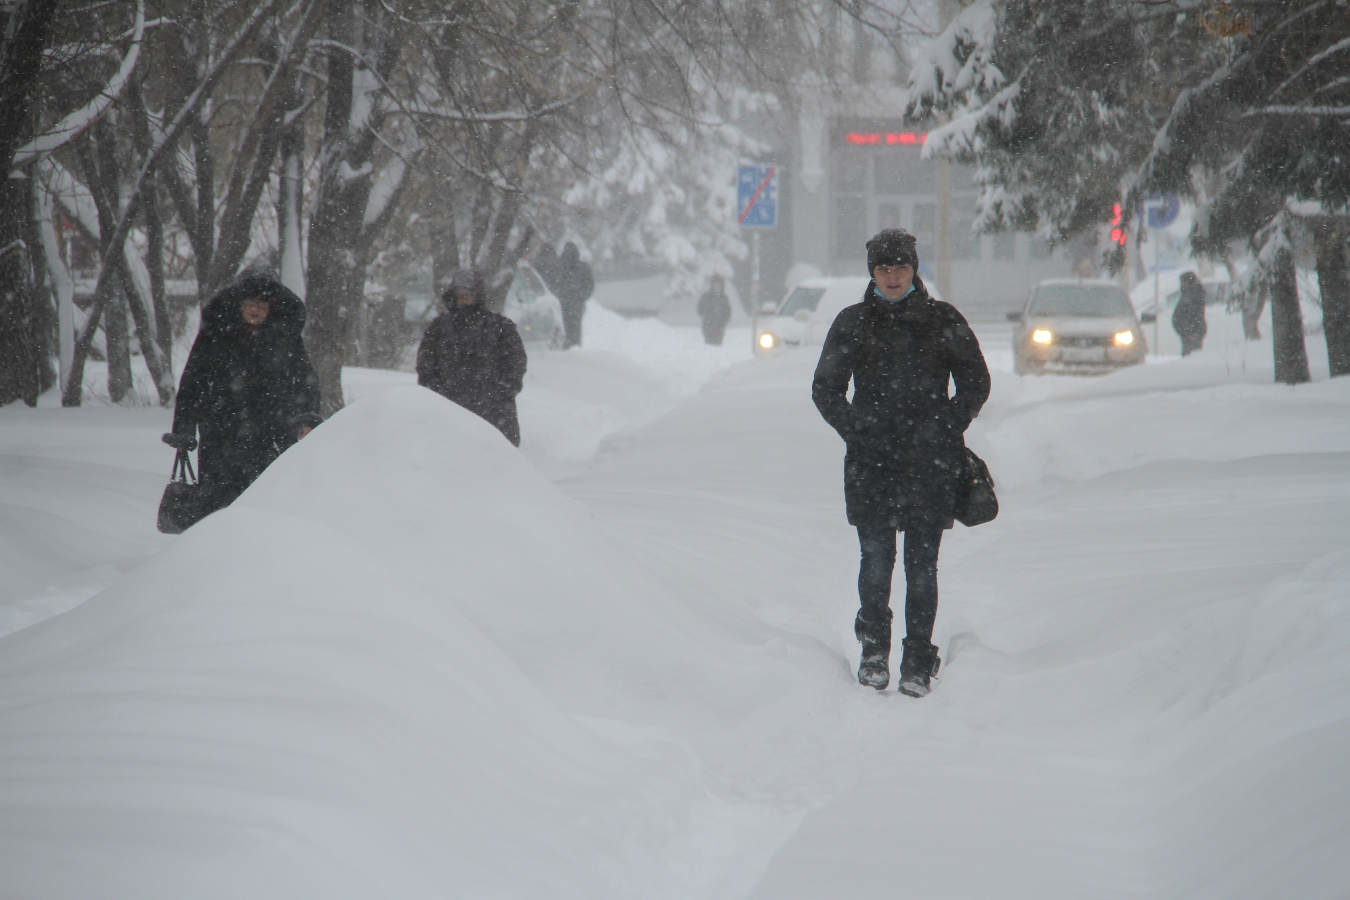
[
  {"left": 911, "top": 203, "right": 936, "bottom": 260},
  {"left": 836, "top": 147, "right": 869, "bottom": 193},
  {"left": 951, "top": 198, "right": 979, "bottom": 260},
  {"left": 835, "top": 196, "right": 869, "bottom": 262},
  {"left": 877, "top": 201, "right": 902, "bottom": 232},
  {"left": 875, "top": 154, "right": 936, "bottom": 194}
]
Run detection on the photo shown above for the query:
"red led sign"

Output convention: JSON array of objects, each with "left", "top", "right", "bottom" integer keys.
[{"left": 844, "top": 131, "right": 926, "bottom": 146}]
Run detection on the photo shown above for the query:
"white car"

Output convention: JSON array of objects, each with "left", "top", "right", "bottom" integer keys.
[
  {"left": 1009, "top": 278, "right": 1154, "bottom": 375},
  {"left": 502, "top": 262, "right": 565, "bottom": 348},
  {"left": 753, "top": 276, "right": 872, "bottom": 358}
]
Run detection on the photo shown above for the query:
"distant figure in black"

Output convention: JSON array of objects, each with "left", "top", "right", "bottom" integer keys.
[
  {"left": 416, "top": 267, "right": 528, "bottom": 446},
  {"left": 534, "top": 243, "right": 560, "bottom": 288},
  {"left": 697, "top": 274, "right": 732, "bottom": 345},
  {"left": 812, "top": 229, "right": 991, "bottom": 697},
  {"left": 551, "top": 241, "right": 594, "bottom": 349},
  {"left": 1172, "top": 270, "right": 1208, "bottom": 356},
  {"left": 164, "top": 267, "right": 322, "bottom": 519}
]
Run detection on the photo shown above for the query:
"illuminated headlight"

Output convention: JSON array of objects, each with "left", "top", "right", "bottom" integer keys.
[
  {"left": 1113, "top": 330, "right": 1135, "bottom": 347},
  {"left": 1031, "top": 328, "right": 1054, "bottom": 345},
  {"left": 758, "top": 331, "right": 777, "bottom": 351}
]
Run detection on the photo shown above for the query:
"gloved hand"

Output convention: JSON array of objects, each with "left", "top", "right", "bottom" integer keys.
[{"left": 162, "top": 431, "right": 197, "bottom": 451}]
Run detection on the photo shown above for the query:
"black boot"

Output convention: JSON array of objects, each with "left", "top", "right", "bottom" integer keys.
[
  {"left": 854, "top": 615, "right": 891, "bottom": 690},
  {"left": 898, "top": 637, "right": 940, "bottom": 697}
]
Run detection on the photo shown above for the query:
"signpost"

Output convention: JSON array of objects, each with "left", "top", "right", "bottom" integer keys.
[
  {"left": 1144, "top": 193, "right": 1180, "bottom": 351},
  {"left": 738, "top": 164, "right": 778, "bottom": 352}
]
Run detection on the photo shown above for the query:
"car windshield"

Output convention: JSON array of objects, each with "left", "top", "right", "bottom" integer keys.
[
  {"left": 1029, "top": 284, "right": 1133, "bottom": 317},
  {"left": 778, "top": 286, "right": 825, "bottom": 316}
]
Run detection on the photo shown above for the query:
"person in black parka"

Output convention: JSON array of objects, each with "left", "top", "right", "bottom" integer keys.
[
  {"left": 1172, "top": 270, "right": 1208, "bottom": 356},
  {"left": 165, "top": 267, "right": 322, "bottom": 521},
  {"left": 416, "top": 267, "right": 528, "bottom": 446},
  {"left": 812, "top": 229, "right": 990, "bottom": 697},
  {"left": 697, "top": 274, "right": 732, "bottom": 346},
  {"left": 551, "top": 241, "right": 594, "bottom": 349}
]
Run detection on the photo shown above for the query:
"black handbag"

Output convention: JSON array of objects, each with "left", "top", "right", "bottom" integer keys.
[
  {"left": 157, "top": 449, "right": 204, "bottom": 534},
  {"left": 955, "top": 446, "right": 998, "bottom": 527}
]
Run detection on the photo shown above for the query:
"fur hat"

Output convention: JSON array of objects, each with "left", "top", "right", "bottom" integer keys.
[{"left": 865, "top": 229, "right": 919, "bottom": 275}]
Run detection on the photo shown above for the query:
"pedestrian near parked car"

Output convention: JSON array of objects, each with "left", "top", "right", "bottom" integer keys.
[
  {"left": 416, "top": 267, "right": 528, "bottom": 446},
  {"left": 697, "top": 274, "right": 732, "bottom": 345},
  {"left": 1173, "top": 270, "right": 1208, "bottom": 356},
  {"left": 811, "top": 229, "right": 991, "bottom": 697},
  {"left": 551, "top": 241, "right": 594, "bottom": 349},
  {"left": 163, "top": 266, "right": 322, "bottom": 520}
]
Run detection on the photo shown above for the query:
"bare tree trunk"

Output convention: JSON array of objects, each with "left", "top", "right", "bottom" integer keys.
[
  {"left": 305, "top": 0, "right": 399, "bottom": 416},
  {"left": 1314, "top": 219, "right": 1350, "bottom": 378},
  {"left": 0, "top": 0, "right": 61, "bottom": 406},
  {"left": 0, "top": 228, "right": 40, "bottom": 406},
  {"left": 1270, "top": 247, "right": 1311, "bottom": 385},
  {"left": 127, "top": 74, "right": 171, "bottom": 366}
]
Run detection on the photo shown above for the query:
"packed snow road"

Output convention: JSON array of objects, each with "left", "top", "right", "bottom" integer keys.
[{"left": 1, "top": 305, "right": 1347, "bottom": 899}]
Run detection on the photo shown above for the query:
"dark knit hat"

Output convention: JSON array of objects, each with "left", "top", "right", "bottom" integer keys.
[
  {"left": 441, "top": 268, "right": 485, "bottom": 306},
  {"left": 865, "top": 229, "right": 919, "bottom": 275}
]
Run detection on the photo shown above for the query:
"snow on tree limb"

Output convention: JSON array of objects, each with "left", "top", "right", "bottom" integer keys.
[{"left": 10, "top": 0, "right": 145, "bottom": 172}]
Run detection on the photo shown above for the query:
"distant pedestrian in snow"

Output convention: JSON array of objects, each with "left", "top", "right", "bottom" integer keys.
[
  {"left": 697, "top": 275, "right": 732, "bottom": 345},
  {"left": 416, "top": 267, "right": 528, "bottom": 446},
  {"left": 164, "top": 266, "right": 322, "bottom": 520},
  {"left": 812, "top": 229, "right": 991, "bottom": 697},
  {"left": 551, "top": 241, "right": 594, "bottom": 349},
  {"left": 1172, "top": 270, "right": 1208, "bottom": 356}
]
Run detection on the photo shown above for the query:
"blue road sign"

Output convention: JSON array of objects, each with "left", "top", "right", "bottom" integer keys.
[
  {"left": 1145, "top": 193, "right": 1180, "bottom": 229},
  {"left": 737, "top": 164, "right": 778, "bottom": 228}
]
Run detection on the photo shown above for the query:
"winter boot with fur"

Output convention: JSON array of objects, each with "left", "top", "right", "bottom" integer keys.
[
  {"left": 854, "top": 615, "right": 891, "bottom": 690},
  {"left": 897, "top": 636, "right": 941, "bottom": 698}
]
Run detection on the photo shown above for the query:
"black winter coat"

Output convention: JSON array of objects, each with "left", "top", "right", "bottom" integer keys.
[
  {"left": 171, "top": 271, "right": 322, "bottom": 516},
  {"left": 812, "top": 279, "right": 991, "bottom": 530},
  {"left": 416, "top": 305, "right": 528, "bottom": 445},
  {"left": 1172, "top": 282, "right": 1207, "bottom": 348}
]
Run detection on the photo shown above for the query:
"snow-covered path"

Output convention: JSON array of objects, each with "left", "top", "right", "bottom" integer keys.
[{"left": 1, "top": 306, "right": 1347, "bottom": 898}]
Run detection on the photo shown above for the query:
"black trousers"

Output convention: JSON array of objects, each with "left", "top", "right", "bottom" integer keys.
[{"left": 856, "top": 524, "right": 943, "bottom": 644}]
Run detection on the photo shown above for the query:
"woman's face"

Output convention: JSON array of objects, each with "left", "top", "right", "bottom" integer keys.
[
  {"left": 241, "top": 296, "right": 271, "bottom": 325},
  {"left": 873, "top": 263, "right": 914, "bottom": 299}
]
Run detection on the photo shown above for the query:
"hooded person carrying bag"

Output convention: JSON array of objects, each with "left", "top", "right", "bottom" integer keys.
[{"left": 157, "top": 433, "right": 204, "bottom": 534}]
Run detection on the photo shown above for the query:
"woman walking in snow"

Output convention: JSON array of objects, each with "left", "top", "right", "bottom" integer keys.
[
  {"left": 812, "top": 229, "right": 990, "bottom": 696},
  {"left": 164, "top": 266, "right": 322, "bottom": 521}
]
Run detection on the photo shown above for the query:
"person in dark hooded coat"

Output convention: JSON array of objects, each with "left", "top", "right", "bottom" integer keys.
[
  {"left": 697, "top": 274, "right": 732, "bottom": 345},
  {"left": 1172, "top": 270, "right": 1208, "bottom": 356},
  {"left": 812, "top": 229, "right": 990, "bottom": 697},
  {"left": 164, "top": 267, "right": 322, "bottom": 520},
  {"left": 416, "top": 267, "right": 528, "bottom": 446}
]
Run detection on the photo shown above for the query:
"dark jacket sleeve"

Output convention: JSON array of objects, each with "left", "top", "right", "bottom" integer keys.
[
  {"left": 944, "top": 308, "right": 991, "bottom": 430},
  {"left": 171, "top": 334, "right": 211, "bottom": 436},
  {"left": 285, "top": 337, "right": 323, "bottom": 429},
  {"left": 498, "top": 320, "right": 527, "bottom": 397},
  {"left": 415, "top": 319, "right": 444, "bottom": 393},
  {"left": 811, "top": 309, "right": 860, "bottom": 440}
]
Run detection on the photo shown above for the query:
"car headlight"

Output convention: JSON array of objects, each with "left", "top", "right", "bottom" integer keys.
[
  {"left": 1031, "top": 328, "right": 1053, "bottom": 345},
  {"left": 757, "top": 331, "right": 777, "bottom": 351},
  {"left": 1113, "top": 330, "right": 1135, "bottom": 346}
]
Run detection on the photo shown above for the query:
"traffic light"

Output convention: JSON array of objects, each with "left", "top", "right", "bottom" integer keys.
[{"left": 1109, "top": 203, "right": 1127, "bottom": 246}]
